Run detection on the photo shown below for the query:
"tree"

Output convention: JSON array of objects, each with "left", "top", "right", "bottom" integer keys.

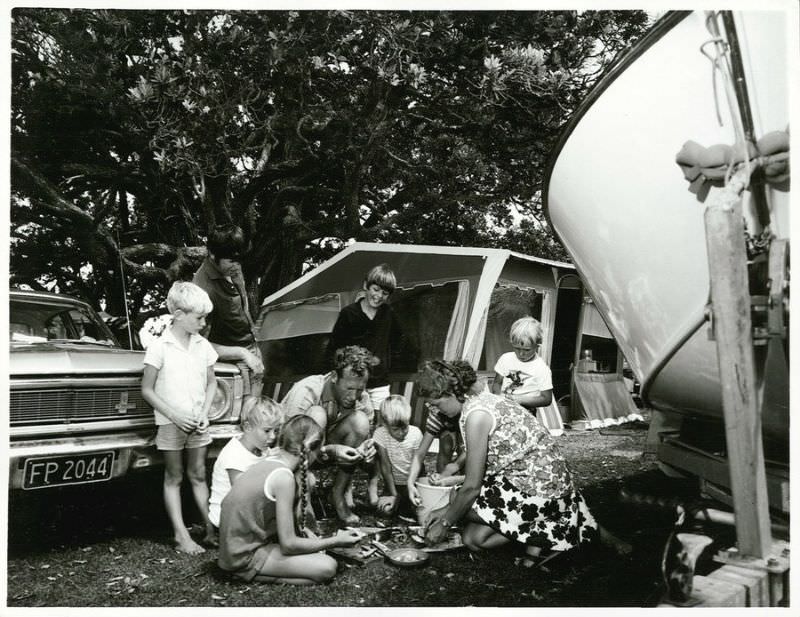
[{"left": 11, "top": 9, "right": 651, "bottom": 318}]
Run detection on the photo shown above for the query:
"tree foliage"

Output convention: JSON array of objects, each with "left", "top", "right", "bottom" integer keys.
[{"left": 11, "top": 9, "right": 651, "bottom": 316}]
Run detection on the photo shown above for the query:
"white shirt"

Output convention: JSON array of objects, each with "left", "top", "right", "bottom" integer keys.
[
  {"left": 493, "top": 352, "right": 553, "bottom": 396},
  {"left": 143, "top": 327, "right": 218, "bottom": 425},
  {"left": 208, "top": 437, "right": 265, "bottom": 526},
  {"left": 373, "top": 425, "right": 423, "bottom": 485}
]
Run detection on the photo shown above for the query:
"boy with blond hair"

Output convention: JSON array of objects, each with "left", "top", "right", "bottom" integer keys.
[
  {"left": 372, "top": 395, "right": 423, "bottom": 518},
  {"left": 208, "top": 396, "right": 285, "bottom": 528},
  {"left": 141, "top": 281, "right": 218, "bottom": 554},
  {"left": 491, "top": 316, "right": 553, "bottom": 412}
]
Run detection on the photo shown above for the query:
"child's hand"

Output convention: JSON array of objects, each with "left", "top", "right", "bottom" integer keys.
[
  {"left": 441, "top": 462, "right": 460, "bottom": 478},
  {"left": 376, "top": 496, "right": 397, "bottom": 515},
  {"left": 241, "top": 348, "right": 264, "bottom": 375},
  {"left": 173, "top": 414, "right": 198, "bottom": 433},
  {"left": 432, "top": 475, "right": 463, "bottom": 487},
  {"left": 408, "top": 483, "right": 422, "bottom": 507},
  {"left": 196, "top": 415, "right": 209, "bottom": 431},
  {"left": 358, "top": 438, "right": 376, "bottom": 464},
  {"left": 335, "top": 528, "right": 364, "bottom": 547}
]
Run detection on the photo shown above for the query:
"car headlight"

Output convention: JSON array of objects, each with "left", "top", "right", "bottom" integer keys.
[{"left": 207, "top": 378, "right": 233, "bottom": 421}]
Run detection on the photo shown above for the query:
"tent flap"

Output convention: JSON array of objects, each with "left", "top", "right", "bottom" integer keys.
[
  {"left": 572, "top": 372, "right": 640, "bottom": 424},
  {"left": 255, "top": 294, "right": 341, "bottom": 341}
]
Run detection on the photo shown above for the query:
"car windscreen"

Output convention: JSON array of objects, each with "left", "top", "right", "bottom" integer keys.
[{"left": 10, "top": 298, "right": 119, "bottom": 346}]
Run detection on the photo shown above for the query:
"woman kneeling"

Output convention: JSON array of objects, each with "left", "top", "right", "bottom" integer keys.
[{"left": 412, "top": 360, "right": 624, "bottom": 564}]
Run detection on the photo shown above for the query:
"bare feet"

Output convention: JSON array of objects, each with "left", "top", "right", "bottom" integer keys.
[
  {"left": 516, "top": 545, "right": 561, "bottom": 569},
  {"left": 333, "top": 470, "right": 359, "bottom": 524},
  {"left": 174, "top": 535, "right": 206, "bottom": 555},
  {"left": 332, "top": 492, "right": 360, "bottom": 524},
  {"left": 525, "top": 545, "right": 542, "bottom": 558}
]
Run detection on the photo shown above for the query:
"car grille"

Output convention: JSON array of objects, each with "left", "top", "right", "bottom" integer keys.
[{"left": 10, "top": 387, "right": 154, "bottom": 424}]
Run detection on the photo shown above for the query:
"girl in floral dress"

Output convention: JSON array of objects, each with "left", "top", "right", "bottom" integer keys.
[{"left": 413, "top": 360, "right": 625, "bottom": 564}]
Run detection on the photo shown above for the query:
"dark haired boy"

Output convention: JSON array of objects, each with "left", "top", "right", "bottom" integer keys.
[{"left": 193, "top": 224, "right": 264, "bottom": 396}]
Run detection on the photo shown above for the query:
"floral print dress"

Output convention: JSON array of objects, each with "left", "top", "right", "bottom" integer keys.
[{"left": 460, "top": 390, "right": 598, "bottom": 552}]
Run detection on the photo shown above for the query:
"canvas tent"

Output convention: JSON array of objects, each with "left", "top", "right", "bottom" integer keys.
[
  {"left": 255, "top": 242, "right": 637, "bottom": 434},
  {"left": 569, "top": 296, "right": 644, "bottom": 430}
]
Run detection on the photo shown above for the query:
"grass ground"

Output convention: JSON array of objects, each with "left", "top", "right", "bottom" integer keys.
[{"left": 5, "top": 418, "right": 731, "bottom": 608}]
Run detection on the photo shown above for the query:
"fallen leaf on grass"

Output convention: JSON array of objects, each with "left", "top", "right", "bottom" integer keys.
[
  {"left": 12, "top": 592, "right": 34, "bottom": 601},
  {"left": 444, "top": 572, "right": 455, "bottom": 578},
  {"left": 211, "top": 594, "right": 226, "bottom": 601},
  {"left": 40, "top": 564, "right": 50, "bottom": 569},
  {"left": 71, "top": 560, "right": 87, "bottom": 565},
  {"left": 47, "top": 577, "right": 57, "bottom": 581}
]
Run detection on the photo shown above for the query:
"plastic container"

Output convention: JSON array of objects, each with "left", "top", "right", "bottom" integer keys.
[{"left": 415, "top": 477, "right": 458, "bottom": 527}]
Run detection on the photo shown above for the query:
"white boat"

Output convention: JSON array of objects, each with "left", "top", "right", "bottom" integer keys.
[{"left": 544, "top": 11, "right": 790, "bottom": 511}]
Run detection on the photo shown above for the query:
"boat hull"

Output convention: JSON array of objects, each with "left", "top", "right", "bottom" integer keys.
[{"left": 544, "top": 12, "right": 789, "bottom": 443}]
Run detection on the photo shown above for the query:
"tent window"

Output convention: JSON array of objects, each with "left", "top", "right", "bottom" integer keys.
[
  {"left": 479, "top": 285, "right": 545, "bottom": 371},
  {"left": 577, "top": 301, "right": 619, "bottom": 375},
  {"left": 577, "top": 336, "right": 620, "bottom": 375},
  {"left": 389, "top": 280, "right": 465, "bottom": 372}
]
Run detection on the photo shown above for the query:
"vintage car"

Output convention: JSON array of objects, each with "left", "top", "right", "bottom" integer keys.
[{"left": 8, "top": 289, "right": 244, "bottom": 491}]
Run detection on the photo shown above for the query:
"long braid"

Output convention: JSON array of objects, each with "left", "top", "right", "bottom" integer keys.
[{"left": 298, "top": 442, "right": 308, "bottom": 533}]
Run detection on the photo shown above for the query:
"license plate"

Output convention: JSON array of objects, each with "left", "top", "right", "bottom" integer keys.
[{"left": 22, "top": 451, "right": 115, "bottom": 490}]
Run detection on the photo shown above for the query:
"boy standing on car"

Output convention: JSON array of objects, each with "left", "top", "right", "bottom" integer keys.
[
  {"left": 193, "top": 224, "right": 264, "bottom": 397},
  {"left": 141, "top": 282, "right": 219, "bottom": 554}
]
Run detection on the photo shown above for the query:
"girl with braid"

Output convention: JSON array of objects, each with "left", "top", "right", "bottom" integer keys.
[{"left": 218, "top": 415, "right": 362, "bottom": 584}]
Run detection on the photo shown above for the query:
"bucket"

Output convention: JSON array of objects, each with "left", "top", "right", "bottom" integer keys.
[{"left": 414, "top": 477, "right": 459, "bottom": 527}]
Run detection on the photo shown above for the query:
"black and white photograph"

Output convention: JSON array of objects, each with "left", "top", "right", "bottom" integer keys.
[{"left": 4, "top": 1, "right": 795, "bottom": 611}]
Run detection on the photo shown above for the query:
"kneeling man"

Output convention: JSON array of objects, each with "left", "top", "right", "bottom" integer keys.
[{"left": 282, "top": 345, "right": 378, "bottom": 524}]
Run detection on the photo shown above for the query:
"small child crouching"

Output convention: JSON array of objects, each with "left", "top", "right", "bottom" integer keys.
[
  {"left": 208, "top": 396, "right": 284, "bottom": 529},
  {"left": 372, "top": 395, "right": 423, "bottom": 518}
]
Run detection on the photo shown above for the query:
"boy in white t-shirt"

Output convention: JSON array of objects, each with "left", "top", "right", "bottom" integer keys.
[
  {"left": 491, "top": 316, "right": 553, "bottom": 413},
  {"left": 141, "top": 281, "right": 218, "bottom": 554},
  {"left": 208, "top": 396, "right": 285, "bottom": 528},
  {"left": 372, "top": 395, "right": 423, "bottom": 518}
]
